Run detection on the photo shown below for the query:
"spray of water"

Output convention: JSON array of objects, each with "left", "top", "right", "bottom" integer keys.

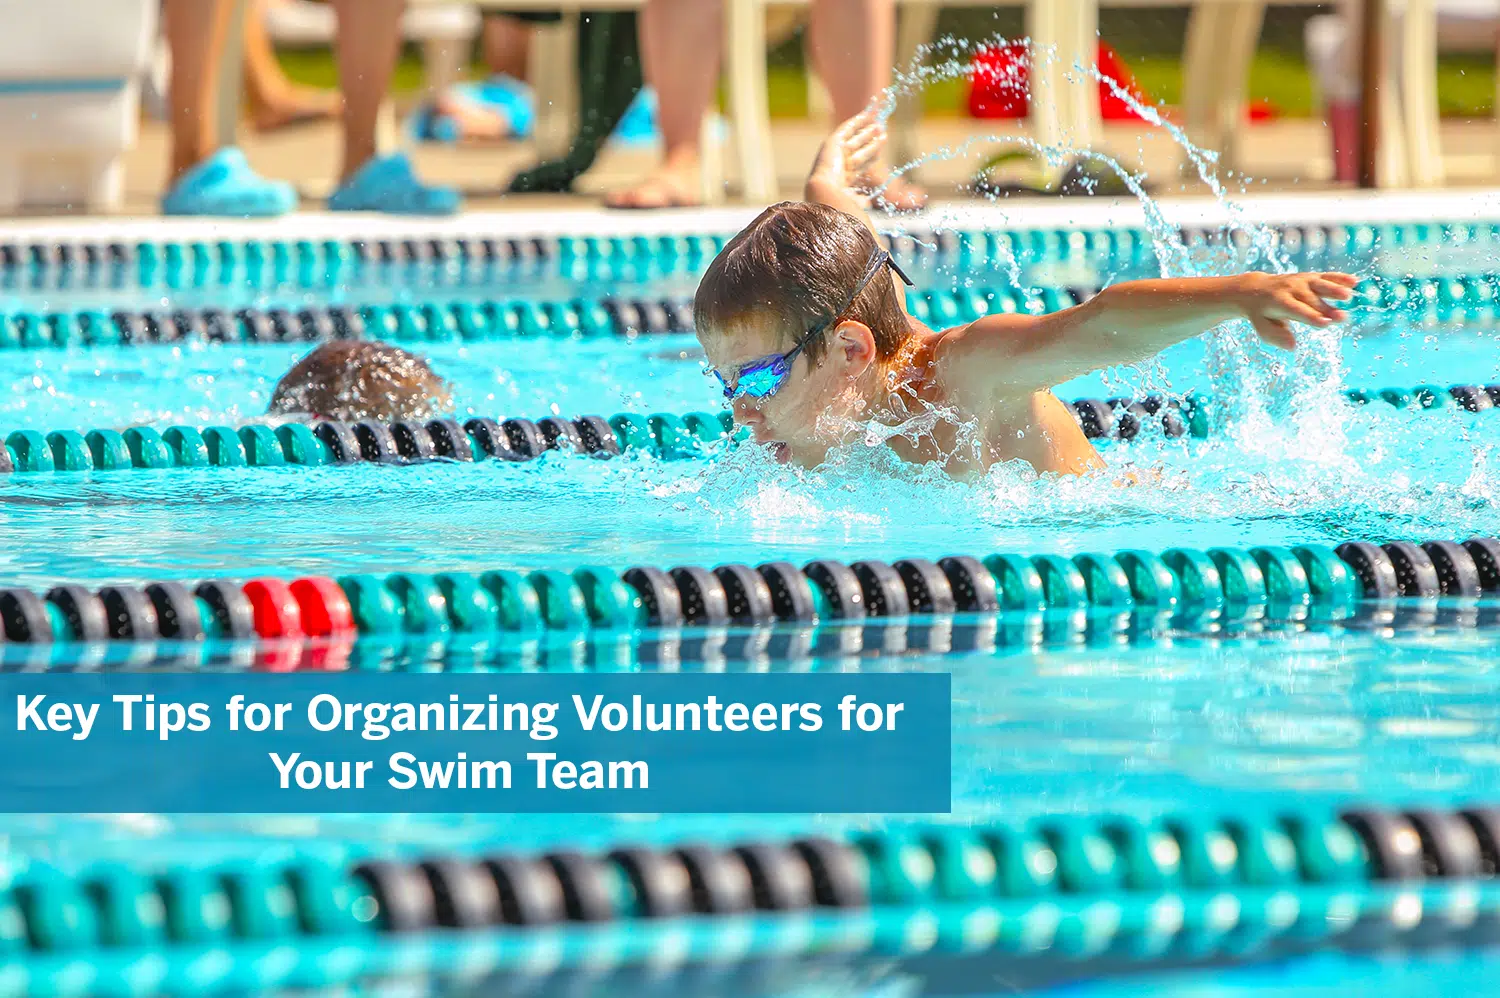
[{"left": 878, "top": 33, "right": 1345, "bottom": 445}]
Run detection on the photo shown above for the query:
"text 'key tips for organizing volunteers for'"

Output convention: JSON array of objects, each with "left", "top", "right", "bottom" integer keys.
[{"left": 1, "top": 673, "right": 951, "bottom": 813}]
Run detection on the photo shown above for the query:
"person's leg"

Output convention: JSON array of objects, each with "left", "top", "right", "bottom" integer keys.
[
  {"left": 483, "top": 15, "right": 532, "bottom": 80},
  {"left": 327, "top": 0, "right": 459, "bottom": 212},
  {"left": 329, "top": 0, "right": 404, "bottom": 181},
  {"left": 162, "top": 0, "right": 299, "bottom": 214},
  {"left": 164, "top": 0, "right": 236, "bottom": 181},
  {"left": 605, "top": 0, "right": 723, "bottom": 208},
  {"left": 244, "top": 0, "right": 340, "bottom": 131},
  {"left": 807, "top": 0, "right": 925, "bottom": 210}
]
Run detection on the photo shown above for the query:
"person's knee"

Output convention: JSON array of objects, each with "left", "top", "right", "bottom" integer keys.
[{"left": 268, "top": 340, "right": 454, "bottom": 422}]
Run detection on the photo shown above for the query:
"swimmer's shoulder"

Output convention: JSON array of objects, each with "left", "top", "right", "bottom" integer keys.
[{"left": 926, "top": 317, "right": 1034, "bottom": 415}]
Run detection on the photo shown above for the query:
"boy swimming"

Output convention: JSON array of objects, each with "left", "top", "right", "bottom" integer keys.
[
  {"left": 695, "top": 110, "right": 1359, "bottom": 475},
  {"left": 267, "top": 341, "right": 453, "bottom": 423}
]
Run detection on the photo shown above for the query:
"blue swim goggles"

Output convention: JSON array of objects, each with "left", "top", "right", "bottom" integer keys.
[{"left": 710, "top": 246, "right": 915, "bottom": 401}]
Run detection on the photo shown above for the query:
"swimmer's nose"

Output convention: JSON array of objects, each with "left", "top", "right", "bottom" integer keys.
[{"left": 731, "top": 396, "right": 763, "bottom": 427}]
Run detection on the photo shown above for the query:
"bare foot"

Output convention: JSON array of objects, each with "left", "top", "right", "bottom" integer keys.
[
  {"left": 250, "top": 86, "right": 340, "bottom": 132},
  {"left": 426, "top": 90, "right": 514, "bottom": 143},
  {"left": 859, "top": 170, "right": 927, "bottom": 213},
  {"left": 604, "top": 172, "right": 701, "bottom": 210}
]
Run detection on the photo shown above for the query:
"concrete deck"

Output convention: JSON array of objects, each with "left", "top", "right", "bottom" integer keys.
[{"left": 68, "top": 113, "right": 1500, "bottom": 219}]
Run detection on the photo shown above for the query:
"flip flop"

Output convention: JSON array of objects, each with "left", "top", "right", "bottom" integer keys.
[
  {"left": 610, "top": 89, "right": 659, "bottom": 146},
  {"left": 863, "top": 173, "right": 928, "bottom": 214},
  {"left": 408, "top": 74, "right": 535, "bottom": 144},
  {"left": 326, "top": 153, "right": 460, "bottom": 216},
  {"left": 251, "top": 100, "right": 339, "bottom": 133},
  {"left": 605, "top": 89, "right": 729, "bottom": 149},
  {"left": 161, "top": 148, "right": 298, "bottom": 218}
]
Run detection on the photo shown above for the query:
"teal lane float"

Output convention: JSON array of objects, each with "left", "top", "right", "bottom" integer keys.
[
  {"left": 0, "top": 537, "right": 1493, "bottom": 645},
  {"left": 2, "top": 385, "right": 1496, "bottom": 476},
  {"left": 0, "top": 270, "right": 1495, "bottom": 347}
]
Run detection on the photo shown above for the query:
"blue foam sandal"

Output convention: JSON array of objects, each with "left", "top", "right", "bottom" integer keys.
[
  {"left": 161, "top": 148, "right": 297, "bottom": 217},
  {"left": 611, "top": 89, "right": 660, "bottom": 146},
  {"left": 408, "top": 74, "right": 535, "bottom": 143},
  {"left": 326, "top": 154, "right": 460, "bottom": 216}
]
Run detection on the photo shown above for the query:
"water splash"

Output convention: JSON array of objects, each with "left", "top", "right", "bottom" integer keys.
[
  {"left": 704, "top": 26, "right": 1489, "bottom": 528},
  {"left": 874, "top": 33, "right": 1356, "bottom": 463}
]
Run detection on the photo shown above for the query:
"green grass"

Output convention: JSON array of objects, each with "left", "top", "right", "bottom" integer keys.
[
  {"left": 1437, "top": 54, "right": 1496, "bottom": 116},
  {"left": 760, "top": 67, "right": 968, "bottom": 118},
  {"left": 276, "top": 46, "right": 430, "bottom": 94},
  {"left": 1128, "top": 50, "right": 1319, "bottom": 116},
  {"left": 276, "top": 45, "right": 1497, "bottom": 120}
]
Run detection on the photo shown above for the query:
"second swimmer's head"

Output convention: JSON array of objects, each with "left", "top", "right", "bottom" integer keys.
[{"left": 268, "top": 341, "right": 453, "bottom": 423}]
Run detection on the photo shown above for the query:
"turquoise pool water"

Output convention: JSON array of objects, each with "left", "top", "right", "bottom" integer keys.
[{"left": 2, "top": 212, "right": 1500, "bottom": 996}]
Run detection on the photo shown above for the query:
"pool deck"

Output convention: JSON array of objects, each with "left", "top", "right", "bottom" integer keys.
[{"left": 5, "top": 114, "right": 1500, "bottom": 232}]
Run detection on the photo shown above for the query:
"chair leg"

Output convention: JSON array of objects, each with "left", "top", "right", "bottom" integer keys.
[
  {"left": 1494, "top": 31, "right": 1500, "bottom": 177},
  {"left": 375, "top": 99, "right": 399, "bottom": 156},
  {"left": 699, "top": 112, "right": 725, "bottom": 205},
  {"left": 1064, "top": 0, "right": 1100, "bottom": 151},
  {"left": 726, "top": 0, "right": 777, "bottom": 201},
  {"left": 85, "top": 157, "right": 126, "bottom": 214},
  {"left": 1026, "top": 0, "right": 1066, "bottom": 155},
  {"left": 1180, "top": 1, "right": 1264, "bottom": 172},
  {"left": 1400, "top": 0, "right": 1443, "bottom": 186},
  {"left": 419, "top": 38, "right": 467, "bottom": 98},
  {"left": 1374, "top": 0, "right": 1409, "bottom": 186},
  {"left": 1217, "top": 2, "right": 1267, "bottom": 171},
  {"left": 1180, "top": 1, "right": 1223, "bottom": 154},
  {"left": 532, "top": 16, "right": 580, "bottom": 161},
  {"left": 0, "top": 157, "right": 22, "bottom": 215},
  {"left": 891, "top": 3, "right": 938, "bottom": 174},
  {"left": 808, "top": 72, "right": 833, "bottom": 125},
  {"left": 215, "top": 0, "right": 250, "bottom": 149}
]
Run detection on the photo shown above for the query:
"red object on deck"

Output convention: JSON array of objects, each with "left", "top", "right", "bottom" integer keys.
[
  {"left": 968, "top": 42, "right": 1280, "bottom": 123},
  {"left": 1247, "top": 98, "right": 1278, "bottom": 122},
  {"left": 967, "top": 41, "right": 1155, "bottom": 121}
]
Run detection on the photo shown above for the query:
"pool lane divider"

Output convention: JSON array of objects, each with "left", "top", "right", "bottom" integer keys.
[
  {"left": 0, "top": 270, "right": 1496, "bottom": 349},
  {"left": 1, "top": 537, "right": 1495, "bottom": 646},
  {"left": 14, "top": 884, "right": 1500, "bottom": 998},
  {"left": 5, "top": 384, "right": 1497, "bottom": 476},
  {"left": 0, "top": 223, "right": 1294, "bottom": 283},
  {"left": 1069, "top": 383, "right": 1500, "bottom": 441},
  {"left": 5, "top": 803, "right": 1500, "bottom": 955},
  {"left": 0, "top": 410, "right": 738, "bottom": 475},
  {"left": 0, "top": 219, "right": 1482, "bottom": 290}
]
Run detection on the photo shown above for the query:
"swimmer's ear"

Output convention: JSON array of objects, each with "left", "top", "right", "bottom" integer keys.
[{"left": 832, "top": 319, "right": 876, "bottom": 376}]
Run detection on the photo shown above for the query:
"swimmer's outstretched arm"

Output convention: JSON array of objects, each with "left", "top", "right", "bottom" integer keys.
[{"left": 938, "top": 272, "right": 1360, "bottom": 396}]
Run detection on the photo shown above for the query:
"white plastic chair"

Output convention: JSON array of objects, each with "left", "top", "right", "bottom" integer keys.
[
  {"left": 1308, "top": 0, "right": 1500, "bottom": 186},
  {"left": 1147, "top": 0, "right": 1427, "bottom": 187},
  {"left": 728, "top": 0, "right": 1097, "bottom": 199},
  {"left": 0, "top": 0, "right": 158, "bottom": 213}
]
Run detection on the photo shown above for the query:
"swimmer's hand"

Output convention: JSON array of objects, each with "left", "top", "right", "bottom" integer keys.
[
  {"left": 1233, "top": 271, "right": 1358, "bottom": 349},
  {"left": 805, "top": 107, "right": 886, "bottom": 209},
  {"left": 804, "top": 106, "right": 915, "bottom": 318}
]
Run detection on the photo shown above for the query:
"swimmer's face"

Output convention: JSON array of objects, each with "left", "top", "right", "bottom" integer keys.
[{"left": 700, "top": 315, "right": 877, "bottom": 467}]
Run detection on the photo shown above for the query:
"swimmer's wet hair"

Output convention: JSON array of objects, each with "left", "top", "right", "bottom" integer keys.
[
  {"left": 268, "top": 340, "right": 453, "bottom": 422},
  {"left": 694, "top": 201, "right": 909, "bottom": 364}
]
